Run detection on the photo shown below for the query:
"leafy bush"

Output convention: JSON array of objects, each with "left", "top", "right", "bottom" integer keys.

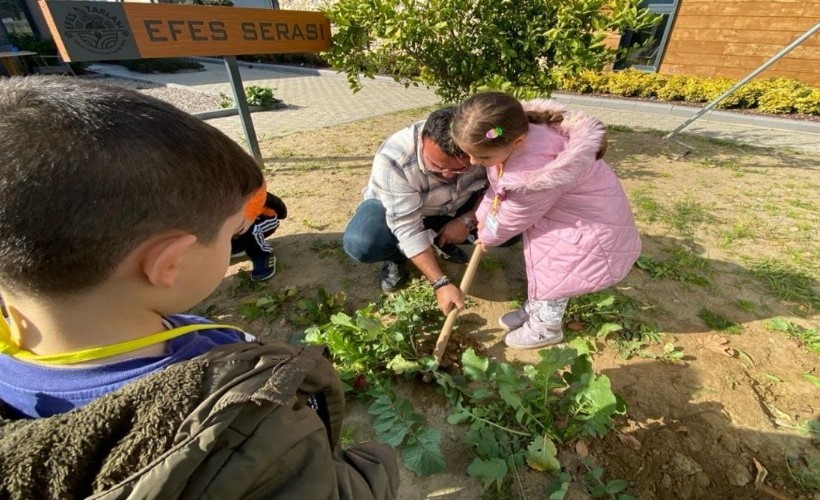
[
  {"left": 559, "top": 70, "right": 820, "bottom": 114},
  {"left": 558, "top": 70, "right": 608, "bottom": 94},
  {"left": 121, "top": 58, "right": 204, "bottom": 74},
  {"left": 796, "top": 88, "right": 820, "bottom": 115},
  {"left": 323, "top": 0, "right": 661, "bottom": 102},
  {"left": 244, "top": 85, "right": 280, "bottom": 108},
  {"left": 605, "top": 69, "right": 648, "bottom": 97}
]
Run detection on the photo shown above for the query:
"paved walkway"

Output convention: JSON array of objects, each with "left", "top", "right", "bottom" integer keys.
[{"left": 90, "top": 60, "right": 820, "bottom": 155}]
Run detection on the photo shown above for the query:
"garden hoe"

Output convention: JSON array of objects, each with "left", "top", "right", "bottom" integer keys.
[{"left": 432, "top": 242, "right": 484, "bottom": 367}]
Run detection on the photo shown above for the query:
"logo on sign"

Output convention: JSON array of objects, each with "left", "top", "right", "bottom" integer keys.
[{"left": 64, "top": 6, "right": 129, "bottom": 55}]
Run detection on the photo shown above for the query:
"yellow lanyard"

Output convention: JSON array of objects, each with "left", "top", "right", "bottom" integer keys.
[
  {"left": 491, "top": 162, "right": 505, "bottom": 214},
  {"left": 0, "top": 314, "right": 242, "bottom": 365}
]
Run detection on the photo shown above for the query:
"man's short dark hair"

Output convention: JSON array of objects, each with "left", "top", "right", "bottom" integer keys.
[
  {"left": 0, "top": 77, "right": 263, "bottom": 296},
  {"left": 421, "top": 107, "right": 465, "bottom": 158}
]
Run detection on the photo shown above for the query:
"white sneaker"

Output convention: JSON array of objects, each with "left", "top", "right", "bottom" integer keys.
[{"left": 504, "top": 319, "right": 564, "bottom": 350}]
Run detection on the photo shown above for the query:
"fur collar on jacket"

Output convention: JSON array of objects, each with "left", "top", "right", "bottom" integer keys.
[{"left": 504, "top": 99, "right": 606, "bottom": 192}]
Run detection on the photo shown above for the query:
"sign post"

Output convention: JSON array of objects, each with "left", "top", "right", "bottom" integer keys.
[{"left": 38, "top": 0, "right": 331, "bottom": 165}]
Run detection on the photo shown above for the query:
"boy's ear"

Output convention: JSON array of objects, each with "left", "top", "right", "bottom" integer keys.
[{"left": 140, "top": 234, "right": 199, "bottom": 288}]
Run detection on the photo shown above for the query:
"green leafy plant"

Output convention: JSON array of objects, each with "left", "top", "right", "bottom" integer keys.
[
  {"left": 635, "top": 245, "right": 711, "bottom": 287},
  {"left": 244, "top": 85, "right": 281, "bottom": 108},
  {"left": 565, "top": 290, "right": 660, "bottom": 344},
  {"left": 766, "top": 318, "right": 819, "bottom": 354},
  {"left": 323, "top": 0, "right": 660, "bottom": 101},
  {"left": 216, "top": 86, "right": 282, "bottom": 109},
  {"left": 697, "top": 308, "right": 743, "bottom": 335},
  {"left": 368, "top": 384, "right": 445, "bottom": 475},
  {"left": 440, "top": 346, "right": 626, "bottom": 493}
]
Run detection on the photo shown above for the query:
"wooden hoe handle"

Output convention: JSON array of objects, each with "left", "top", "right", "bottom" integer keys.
[{"left": 432, "top": 243, "right": 484, "bottom": 365}]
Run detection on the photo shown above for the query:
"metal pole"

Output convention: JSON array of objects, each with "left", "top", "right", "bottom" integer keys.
[
  {"left": 224, "top": 56, "right": 264, "bottom": 165},
  {"left": 665, "top": 22, "right": 819, "bottom": 140}
]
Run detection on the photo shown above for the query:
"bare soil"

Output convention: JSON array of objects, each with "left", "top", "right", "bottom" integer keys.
[{"left": 195, "top": 108, "right": 819, "bottom": 499}]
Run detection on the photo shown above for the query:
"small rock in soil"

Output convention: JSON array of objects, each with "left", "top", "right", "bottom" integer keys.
[
  {"left": 726, "top": 462, "right": 752, "bottom": 487},
  {"left": 695, "top": 472, "right": 711, "bottom": 488},
  {"left": 670, "top": 452, "right": 703, "bottom": 476},
  {"left": 662, "top": 473, "right": 673, "bottom": 488}
]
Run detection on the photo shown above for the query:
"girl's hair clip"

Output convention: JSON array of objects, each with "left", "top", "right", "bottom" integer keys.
[{"left": 485, "top": 127, "right": 503, "bottom": 139}]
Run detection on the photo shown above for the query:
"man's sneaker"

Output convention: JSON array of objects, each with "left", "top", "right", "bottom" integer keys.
[
  {"left": 504, "top": 319, "right": 563, "bottom": 350},
  {"left": 250, "top": 254, "right": 277, "bottom": 282},
  {"left": 380, "top": 261, "right": 409, "bottom": 293},
  {"left": 498, "top": 307, "right": 528, "bottom": 331},
  {"left": 433, "top": 243, "right": 469, "bottom": 264}
]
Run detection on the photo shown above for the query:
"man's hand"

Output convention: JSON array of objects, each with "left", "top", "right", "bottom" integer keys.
[
  {"left": 435, "top": 283, "right": 464, "bottom": 314},
  {"left": 436, "top": 218, "right": 470, "bottom": 246}
]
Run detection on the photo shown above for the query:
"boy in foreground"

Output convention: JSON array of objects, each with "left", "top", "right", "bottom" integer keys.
[{"left": 0, "top": 77, "right": 398, "bottom": 499}]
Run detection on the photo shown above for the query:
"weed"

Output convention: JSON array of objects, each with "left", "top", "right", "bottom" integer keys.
[
  {"left": 697, "top": 308, "right": 742, "bottom": 334},
  {"left": 732, "top": 299, "right": 756, "bottom": 312},
  {"left": 660, "top": 343, "right": 685, "bottom": 363},
  {"left": 720, "top": 220, "right": 755, "bottom": 246},
  {"left": 786, "top": 198, "right": 816, "bottom": 211},
  {"left": 786, "top": 451, "right": 820, "bottom": 494},
  {"left": 635, "top": 245, "right": 711, "bottom": 287},
  {"left": 629, "top": 188, "right": 663, "bottom": 224},
  {"left": 667, "top": 198, "right": 713, "bottom": 236},
  {"left": 479, "top": 254, "right": 505, "bottom": 272},
  {"left": 229, "top": 270, "right": 266, "bottom": 295},
  {"left": 700, "top": 158, "right": 740, "bottom": 172},
  {"left": 749, "top": 259, "right": 819, "bottom": 315},
  {"left": 309, "top": 238, "right": 344, "bottom": 259},
  {"left": 565, "top": 290, "right": 660, "bottom": 344},
  {"left": 766, "top": 318, "right": 819, "bottom": 354}
]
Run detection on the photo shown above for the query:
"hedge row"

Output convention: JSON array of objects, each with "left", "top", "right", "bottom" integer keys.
[{"left": 557, "top": 70, "right": 820, "bottom": 115}]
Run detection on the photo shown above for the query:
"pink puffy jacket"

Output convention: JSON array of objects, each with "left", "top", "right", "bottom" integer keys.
[{"left": 475, "top": 100, "right": 641, "bottom": 301}]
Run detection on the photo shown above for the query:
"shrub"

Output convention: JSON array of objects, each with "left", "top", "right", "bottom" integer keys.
[
  {"left": 557, "top": 70, "right": 819, "bottom": 115},
  {"left": 656, "top": 74, "right": 694, "bottom": 102},
  {"left": 558, "top": 70, "right": 606, "bottom": 94},
  {"left": 121, "top": 58, "right": 204, "bottom": 74},
  {"left": 244, "top": 85, "right": 280, "bottom": 108},
  {"left": 795, "top": 88, "right": 820, "bottom": 115},
  {"left": 605, "top": 69, "right": 648, "bottom": 97}
]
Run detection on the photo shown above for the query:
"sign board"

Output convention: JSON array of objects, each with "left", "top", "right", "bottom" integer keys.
[{"left": 39, "top": 1, "right": 331, "bottom": 62}]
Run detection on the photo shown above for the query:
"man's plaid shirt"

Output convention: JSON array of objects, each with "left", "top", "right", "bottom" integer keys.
[{"left": 363, "top": 121, "right": 487, "bottom": 258}]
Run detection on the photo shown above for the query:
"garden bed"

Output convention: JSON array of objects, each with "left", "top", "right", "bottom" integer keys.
[{"left": 194, "top": 108, "right": 819, "bottom": 499}]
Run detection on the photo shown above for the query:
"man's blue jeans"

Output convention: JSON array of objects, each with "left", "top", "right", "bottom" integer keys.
[
  {"left": 344, "top": 197, "right": 520, "bottom": 265},
  {"left": 343, "top": 199, "right": 409, "bottom": 264}
]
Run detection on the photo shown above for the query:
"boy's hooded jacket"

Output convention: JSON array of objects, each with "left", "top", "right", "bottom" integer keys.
[
  {"left": 476, "top": 99, "right": 641, "bottom": 301},
  {"left": 0, "top": 342, "right": 399, "bottom": 499}
]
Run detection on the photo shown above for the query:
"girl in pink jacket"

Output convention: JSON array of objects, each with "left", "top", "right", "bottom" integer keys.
[{"left": 452, "top": 92, "right": 641, "bottom": 350}]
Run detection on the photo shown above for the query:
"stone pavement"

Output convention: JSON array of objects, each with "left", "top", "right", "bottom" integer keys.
[
  {"left": 90, "top": 60, "right": 819, "bottom": 156},
  {"left": 90, "top": 60, "right": 440, "bottom": 144}
]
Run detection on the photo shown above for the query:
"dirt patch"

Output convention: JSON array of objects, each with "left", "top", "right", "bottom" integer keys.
[{"left": 195, "top": 108, "right": 819, "bottom": 499}]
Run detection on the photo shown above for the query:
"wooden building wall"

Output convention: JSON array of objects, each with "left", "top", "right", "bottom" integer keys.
[{"left": 660, "top": 0, "right": 820, "bottom": 86}]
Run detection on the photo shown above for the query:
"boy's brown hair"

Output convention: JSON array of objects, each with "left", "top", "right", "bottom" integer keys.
[{"left": 0, "top": 77, "right": 263, "bottom": 296}]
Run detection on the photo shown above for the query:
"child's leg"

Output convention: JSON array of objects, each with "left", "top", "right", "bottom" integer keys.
[
  {"left": 504, "top": 298, "right": 568, "bottom": 350},
  {"left": 234, "top": 216, "right": 280, "bottom": 281}
]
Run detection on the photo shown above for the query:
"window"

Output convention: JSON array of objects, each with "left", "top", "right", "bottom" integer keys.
[
  {"left": 615, "top": 0, "right": 678, "bottom": 72},
  {"left": 0, "top": 0, "right": 35, "bottom": 41}
]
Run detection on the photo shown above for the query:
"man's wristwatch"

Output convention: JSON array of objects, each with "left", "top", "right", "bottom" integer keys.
[{"left": 461, "top": 214, "right": 478, "bottom": 231}]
